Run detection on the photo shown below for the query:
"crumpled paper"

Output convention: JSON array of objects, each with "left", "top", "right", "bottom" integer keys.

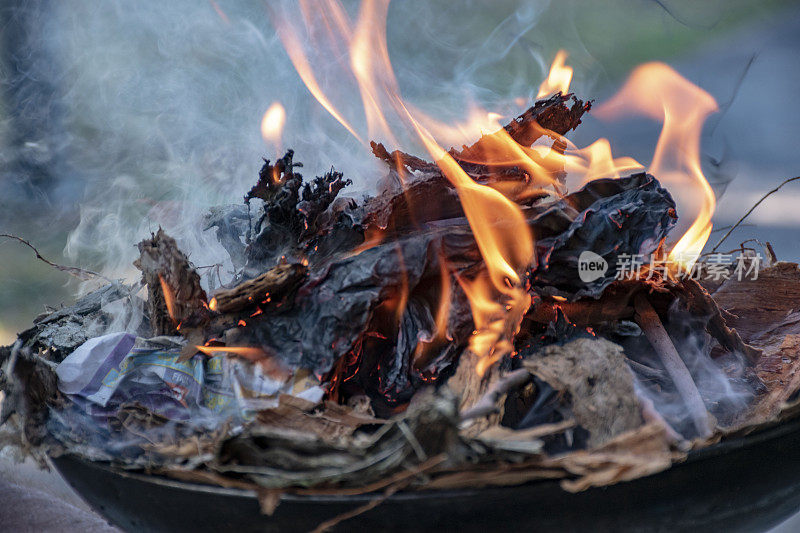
[{"left": 55, "top": 332, "right": 324, "bottom": 422}]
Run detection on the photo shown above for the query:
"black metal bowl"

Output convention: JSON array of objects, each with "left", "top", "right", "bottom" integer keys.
[{"left": 53, "top": 417, "right": 800, "bottom": 533}]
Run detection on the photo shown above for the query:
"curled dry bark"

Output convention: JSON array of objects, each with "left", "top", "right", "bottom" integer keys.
[
  {"left": 134, "top": 228, "right": 210, "bottom": 336},
  {"left": 524, "top": 337, "right": 644, "bottom": 448}
]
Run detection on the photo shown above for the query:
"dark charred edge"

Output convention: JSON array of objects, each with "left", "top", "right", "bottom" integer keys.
[
  {"left": 242, "top": 150, "right": 354, "bottom": 276},
  {"left": 503, "top": 92, "right": 591, "bottom": 144},
  {"left": 369, "top": 92, "right": 591, "bottom": 176},
  {"left": 246, "top": 150, "right": 302, "bottom": 204},
  {"left": 210, "top": 262, "right": 308, "bottom": 315}
]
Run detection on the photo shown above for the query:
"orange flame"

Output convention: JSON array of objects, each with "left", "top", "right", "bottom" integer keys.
[
  {"left": 196, "top": 345, "right": 265, "bottom": 359},
  {"left": 261, "top": 102, "right": 286, "bottom": 150},
  {"left": 413, "top": 106, "right": 505, "bottom": 152},
  {"left": 537, "top": 50, "right": 573, "bottom": 98},
  {"left": 350, "top": 0, "right": 398, "bottom": 145},
  {"left": 158, "top": 274, "right": 177, "bottom": 324},
  {"left": 564, "top": 138, "right": 644, "bottom": 184},
  {"left": 273, "top": 5, "right": 363, "bottom": 144},
  {"left": 272, "top": 4, "right": 719, "bottom": 375},
  {"left": 403, "top": 113, "right": 533, "bottom": 375},
  {"left": 432, "top": 255, "right": 452, "bottom": 342},
  {"left": 413, "top": 254, "right": 453, "bottom": 367},
  {"left": 596, "top": 63, "right": 718, "bottom": 270}
]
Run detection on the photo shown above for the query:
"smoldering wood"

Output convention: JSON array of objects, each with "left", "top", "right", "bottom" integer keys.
[
  {"left": 7, "top": 89, "right": 800, "bottom": 500},
  {"left": 242, "top": 150, "right": 354, "bottom": 277},
  {"left": 210, "top": 263, "right": 307, "bottom": 314},
  {"left": 211, "top": 171, "right": 678, "bottom": 402},
  {"left": 134, "top": 228, "right": 210, "bottom": 336},
  {"left": 634, "top": 292, "right": 713, "bottom": 438},
  {"left": 450, "top": 92, "right": 591, "bottom": 164}
]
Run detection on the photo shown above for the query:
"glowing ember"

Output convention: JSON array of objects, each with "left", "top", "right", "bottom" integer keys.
[
  {"left": 158, "top": 274, "right": 177, "bottom": 324},
  {"left": 272, "top": 2, "right": 721, "bottom": 375},
  {"left": 195, "top": 345, "right": 265, "bottom": 359}
]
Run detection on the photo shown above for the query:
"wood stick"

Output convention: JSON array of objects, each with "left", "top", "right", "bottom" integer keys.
[
  {"left": 634, "top": 293, "right": 712, "bottom": 438},
  {"left": 1, "top": 233, "right": 110, "bottom": 282},
  {"left": 711, "top": 175, "right": 800, "bottom": 253},
  {"left": 134, "top": 229, "right": 209, "bottom": 336},
  {"left": 635, "top": 390, "right": 684, "bottom": 445},
  {"left": 459, "top": 368, "right": 532, "bottom": 421},
  {"left": 210, "top": 262, "right": 307, "bottom": 314}
]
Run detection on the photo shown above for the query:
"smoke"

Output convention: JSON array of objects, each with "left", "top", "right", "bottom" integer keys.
[
  {"left": 629, "top": 299, "right": 755, "bottom": 438},
  {"left": 0, "top": 0, "right": 590, "bottom": 288}
]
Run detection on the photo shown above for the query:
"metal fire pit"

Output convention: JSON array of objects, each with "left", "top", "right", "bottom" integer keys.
[{"left": 53, "top": 417, "right": 800, "bottom": 533}]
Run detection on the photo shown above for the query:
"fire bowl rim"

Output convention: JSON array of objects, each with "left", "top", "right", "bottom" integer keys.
[{"left": 50, "top": 412, "right": 800, "bottom": 503}]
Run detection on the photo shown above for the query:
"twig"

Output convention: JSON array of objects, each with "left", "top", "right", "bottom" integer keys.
[
  {"left": 460, "top": 368, "right": 532, "bottom": 421},
  {"left": 633, "top": 293, "right": 712, "bottom": 438},
  {"left": 311, "top": 487, "right": 400, "bottom": 533},
  {"left": 710, "top": 176, "right": 800, "bottom": 253},
  {"left": 397, "top": 420, "right": 427, "bottom": 461},
  {"left": 309, "top": 455, "right": 446, "bottom": 533},
  {"left": 635, "top": 390, "right": 684, "bottom": 446},
  {"left": 0, "top": 234, "right": 110, "bottom": 282},
  {"left": 626, "top": 359, "right": 665, "bottom": 383},
  {"left": 293, "top": 455, "right": 447, "bottom": 497}
]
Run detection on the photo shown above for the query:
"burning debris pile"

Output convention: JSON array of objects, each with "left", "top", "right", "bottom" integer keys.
[
  {"left": 3, "top": 26, "right": 800, "bottom": 522},
  {"left": 2, "top": 88, "right": 800, "bottom": 508}
]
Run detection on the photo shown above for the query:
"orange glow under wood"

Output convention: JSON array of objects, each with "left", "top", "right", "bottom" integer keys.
[{"left": 158, "top": 275, "right": 177, "bottom": 324}]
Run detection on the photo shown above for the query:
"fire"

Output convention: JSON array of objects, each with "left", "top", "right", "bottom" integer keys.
[
  {"left": 596, "top": 63, "right": 718, "bottom": 270},
  {"left": 272, "top": 3, "right": 364, "bottom": 144},
  {"left": 537, "top": 50, "right": 573, "bottom": 98},
  {"left": 413, "top": 106, "right": 505, "bottom": 152},
  {"left": 394, "top": 105, "right": 533, "bottom": 374},
  {"left": 272, "top": 3, "right": 719, "bottom": 375},
  {"left": 350, "top": 0, "right": 398, "bottom": 146},
  {"left": 261, "top": 102, "right": 286, "bottom": 150},
  {"left": 433, "top": 256, "right": 452, "bottom": 342},
  {"left": 413, "top": 253, "right": 454, "bottom": 367},
  {"left": 458, "top": 272, "right": 530, "bottom": 376},
  {"left": 158, "top": 274, "right": 177, "bottom": 324},
  {"left": 195, "top": 345, "right": 291, "bottom": 379},
  {"left": 195, "top": 345, "right": 265, "bottom": 359},
  {"left": 564, "top": 138, "right": 643, "bottom": 183}
]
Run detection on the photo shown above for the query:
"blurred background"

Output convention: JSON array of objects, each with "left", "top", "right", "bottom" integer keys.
[{"left": 1, "top": 1, "right": 799, "bottom": 530}]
